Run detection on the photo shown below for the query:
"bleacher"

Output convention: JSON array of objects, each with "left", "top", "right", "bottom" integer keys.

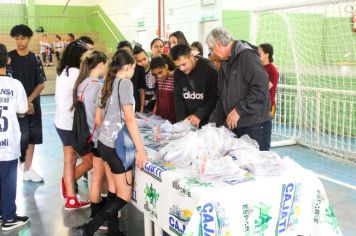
[{"left": 1, "top": 32, "right": 109, "bottom": 95}]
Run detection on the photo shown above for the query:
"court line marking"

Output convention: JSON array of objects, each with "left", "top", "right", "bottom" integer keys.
[{"left": 317, "top": 174, "right": 356, "bottom": 190}]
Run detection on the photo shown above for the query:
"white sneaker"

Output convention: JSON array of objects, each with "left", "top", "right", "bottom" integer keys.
[{"left": 23, "top": 169, "right": 44, "bottom": 182}]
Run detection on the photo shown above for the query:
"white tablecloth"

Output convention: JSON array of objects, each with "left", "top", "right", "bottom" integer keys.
[{"left": 131, "top": 153, "right": 342, "bottom": 236}]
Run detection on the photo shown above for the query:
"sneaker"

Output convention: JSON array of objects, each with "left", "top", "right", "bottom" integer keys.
[
  {"left": 0, "top": 216, "right": 3, "bottom": 224},
  {"left": 64, "top": 196, "right": 90, "bottom": 211},
  {"left": 98, "top": 221, "right": 108, "bottom": 231},
  {"left": 23, "top": 168, "right": 44, "bottom": 182},
  {"left": 1, "top": 215, "right": 29, "bottom": 231},
  {"left": 72, "top": 224, "right": 93, "bottom": 236},
  {"left": 61, "top": 177, "right": 67, "bottom": 199}
]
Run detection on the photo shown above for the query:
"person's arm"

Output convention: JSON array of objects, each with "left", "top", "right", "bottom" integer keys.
[
  {"left": 269, "top": 82, "right": 273, "bottom": 90},
  {"left": 193, "top": 67, "right": 218, "bottom": 123},
  {"left": 234, "top": 51, "right": 270, "bottom": 116},
  {"left": 28, "top": 56, "right": 46, "bottom": 114},
  {"left": 173, "top": 74, "right": 186, "bottom": 122},
  {"left": 138, "top": 66, "right": 146, "bottom": 113},
  {"left": 16, "top": 81, "right": 28, "bottom": 117},
  {"left": 269, "top": 66, "right": 279, "bottom": 90},
  {"left": 123, "top": 104, "right": 147, "bottom": 169},
  {"left": 209, "top": 69, "right": 225, "bottom": 126},
  {"left": 95, "top": 107, "right": 103, "bottom": 128},
  {"left": 139, "top": 89, "right": 145, "bottom": 112}
]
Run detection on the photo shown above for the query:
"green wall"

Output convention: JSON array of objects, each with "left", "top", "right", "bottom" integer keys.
[
  {"left": 222, "top": 10, "right": 250, "bottom": 41},
  {"left": 222, "top": 10, "right": 356, "bottom": 137},
  {"left": 222, "top": 10, "right": 356, "bottom": 65},
  {"left": 91, "top": 5, "right": 126, "bottom": 53},
  {"left": 0, "top": 3, "right": 125, "bottom": 54},
  {"left": 35, "top": 5, "right": 92, "bottom": 33},
  {"left": 0, "top": 3, "right": 27, "bottom": 32}
]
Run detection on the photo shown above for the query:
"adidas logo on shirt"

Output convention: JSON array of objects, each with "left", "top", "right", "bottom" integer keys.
[{"left": 183, "top": 91, "right": 204, "bottom": 100}]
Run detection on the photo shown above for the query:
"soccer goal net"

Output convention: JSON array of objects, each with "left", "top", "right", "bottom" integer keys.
[{"left": 252, "top": 0, "right": 356, "bottom": 161}]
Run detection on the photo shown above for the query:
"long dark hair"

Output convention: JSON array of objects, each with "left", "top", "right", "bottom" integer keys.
[
  {"left": 169, "top": 31, "right": 189, "bottom": 47},
  {"left": 150, "top": 54, "right": 175, "bottom": 71},
  {"left": 100, "top": 49, "right": 135, "bottom": 108},
  {"left": 71, "top": 51, "right": 107, "bottom": 111},
  {"left": 191, "top": 41, "right": 204, "bottom": 56},
  {"left": 259, "top": 43, "right": 274, "bottom": 63},
  {"left": 57, "top": 40, "right": 89, "bottom": 76}
]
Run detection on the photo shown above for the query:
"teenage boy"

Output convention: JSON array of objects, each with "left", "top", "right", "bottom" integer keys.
[
  {"left": 133, "top": 46, "right": 157, "bottom": 113},
  {"left": 0, "top": 43, "right": 30, "bottom": 231},
  {"left": 117, "top": 41, "right": 145, "bottom": 112},
  {"left": 8, "top": 24, "right": 46, "bottom": 182},
  {"left": 170, "top": 44, "right": 218, "bottom": 127}
]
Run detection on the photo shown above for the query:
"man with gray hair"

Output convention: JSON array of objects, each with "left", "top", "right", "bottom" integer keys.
[{"left": 207, "top": 27, "right": 272, "bottom": 151}]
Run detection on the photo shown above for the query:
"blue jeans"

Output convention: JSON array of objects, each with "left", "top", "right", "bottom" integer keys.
[
  {"left": 233, "top": 120, "right": 272, "bottom": 151},
  {"left": 0, "top": 159, "right": 18, "bottom": 221}
]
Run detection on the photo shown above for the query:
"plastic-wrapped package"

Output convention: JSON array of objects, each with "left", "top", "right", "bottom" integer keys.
[
  {"left": 192, "top": 155, "right": 249, "bottom": 183},
  {"left": 231, "top": 149, "right": 285, "bottom": 176}
]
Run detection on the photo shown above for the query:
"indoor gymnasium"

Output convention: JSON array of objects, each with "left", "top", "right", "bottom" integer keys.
[{"left": 0, "top": 0, "right": 354, "bottom": 235}]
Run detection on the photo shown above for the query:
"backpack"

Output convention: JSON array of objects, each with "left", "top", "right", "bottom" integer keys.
[{"left": 72, "top": 81, "right": 97, "bottom": 156}]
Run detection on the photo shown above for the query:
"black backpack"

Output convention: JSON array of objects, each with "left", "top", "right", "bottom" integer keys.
[{"left": 72, "top": 82, "right": 96, "bottom": 156}]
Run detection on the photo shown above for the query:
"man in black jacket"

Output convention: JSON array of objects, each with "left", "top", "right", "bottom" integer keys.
[
  {"left": 171, "top": 44, "right": 218, "bottom": 127},
  {"left": 206, "top": 27, "right": 272, "bottom": 151}
]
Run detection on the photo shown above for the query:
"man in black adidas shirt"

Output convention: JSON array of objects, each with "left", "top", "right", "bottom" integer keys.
[
  {"left": 8, "top": 24, "right": 46, "bottom": 182},
  {"left": 171, "top": 44, "right": 218, "bottom": 127}
]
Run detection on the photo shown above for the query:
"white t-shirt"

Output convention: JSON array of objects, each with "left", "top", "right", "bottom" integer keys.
[
  {"left": 0, "top": 76, "right": 28, "bottom": 161},
  {"left": 54, "top": 67, "right": 79, "bottom": 130},
  {"left": 40, "top": 40, "right": 50, "bottom": 53}
]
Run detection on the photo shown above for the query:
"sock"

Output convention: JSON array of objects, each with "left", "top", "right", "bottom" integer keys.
[
  {"left": 90, "top": 202, "right": 101, "bottom": 219},
  {"left": 85, "top": 196, "right": 127, "bottom": 234}
]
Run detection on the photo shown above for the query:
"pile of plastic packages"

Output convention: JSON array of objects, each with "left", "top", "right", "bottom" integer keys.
[
  {"left": 136, "top": 113, "right": 285, "bottom": 183},
  {"left": 136, "top": 113, "right": 196, "bottom": 150}
]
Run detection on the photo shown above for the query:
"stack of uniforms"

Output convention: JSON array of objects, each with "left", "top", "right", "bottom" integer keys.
[{"left": 158, "top": 124, "right": 286, "bottom": 183}]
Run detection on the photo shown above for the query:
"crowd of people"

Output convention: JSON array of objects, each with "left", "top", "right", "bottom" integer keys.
[
  {"left": 0, "top": 24, "right": 279, "bottom": 235},
  {"left": 39, "top": 32, "right": 77, "bottom": 66}
]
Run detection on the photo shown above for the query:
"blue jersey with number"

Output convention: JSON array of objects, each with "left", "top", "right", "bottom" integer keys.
[{"left": 0, "top": 76, "right": 28, "bottom": 161}]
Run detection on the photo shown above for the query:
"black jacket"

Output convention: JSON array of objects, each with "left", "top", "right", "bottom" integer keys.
[
  {"left": 174, "top": 57, "right": 218, "bottom": 126},
  {"left": 209, "top": 40, "right": 271, "bottom": 128},
  {"left": 131, "top": 65, "right": 145, "bottom": 112}
]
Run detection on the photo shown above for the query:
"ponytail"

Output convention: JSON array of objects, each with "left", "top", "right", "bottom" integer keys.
[{"left": 71, "top": 51, "right": 107, "bottom": 111}]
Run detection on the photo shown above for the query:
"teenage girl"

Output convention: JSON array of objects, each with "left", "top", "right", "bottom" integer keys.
[{"left": 75, "top": 49, "right": 148, "bottom": 236}]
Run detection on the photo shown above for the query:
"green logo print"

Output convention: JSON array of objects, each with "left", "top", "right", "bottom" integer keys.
[
  {"left": 144, "top": 183, "right": 160, "bottom": 207},
  {"left": 253, "top": 202, "right": 272, "bottom": 235},
  {"left": 325, "top": 206, "right": 340, "bottom": 234},
  {"left": 185, "top": 177, "right": 213, "bottom": 188}
]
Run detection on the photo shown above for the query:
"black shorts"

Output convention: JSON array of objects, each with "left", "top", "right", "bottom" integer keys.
[
  {"left": 18, "top": 114, "right": 43, "bottom": 149},
  {"left": 55, "top": 127, "right": 72, "bottom": 146},
  {"left": 92, "top": 147, "right": 100, "bottom": 157},
  {"left": 97, "top": 141, "right": 132, "bottom": 174}
]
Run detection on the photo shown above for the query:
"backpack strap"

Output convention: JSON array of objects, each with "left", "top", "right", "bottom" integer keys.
[
  {"left": 80, "top": 80, "right": 99, "bottom": 101},
  {"left": 79, "top": 79, "right": 99, "bottom": 143}
]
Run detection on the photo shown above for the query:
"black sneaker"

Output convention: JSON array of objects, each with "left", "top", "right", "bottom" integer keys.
[
  {"left": 2, "top": 215, "right": 29, "bottom": 231},
  {"left": 73, "top": 224, "right": 93, "bottom": 236}
]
